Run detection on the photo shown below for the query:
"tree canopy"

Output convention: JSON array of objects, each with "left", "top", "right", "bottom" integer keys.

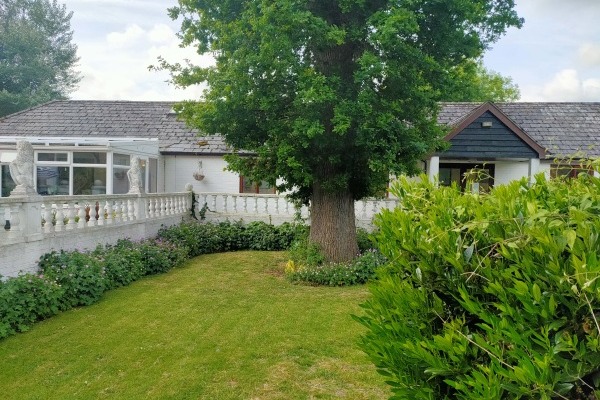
[
  {"left": 445, "top": 59, "right": 520, "bottom": 102},
  {"left": 165, "top": 0, "right": 523, "bottom": 261},
  {"left": 0, "top": 0, "right": 80, "bottom": 117}
]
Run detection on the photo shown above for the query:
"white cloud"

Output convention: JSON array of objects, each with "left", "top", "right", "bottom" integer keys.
[
  {"left": 106, "top": 24, "right": 145, "bottom": 47},
  {"left": 70, "top": 21, "right": 212, "bottom": 101},
  {"left": 521, "top": 69, "right": 600, "bottom": 102},
  {"left": 579, "top": 43, "right": 600, "bottom": 67},
  {"left": 147, "top": 24, "right": 177, "bottom": 44}
]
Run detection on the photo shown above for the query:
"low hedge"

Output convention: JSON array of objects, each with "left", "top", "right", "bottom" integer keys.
[{"left": 0, "top": 220, "right": 307, "bottom": 340}]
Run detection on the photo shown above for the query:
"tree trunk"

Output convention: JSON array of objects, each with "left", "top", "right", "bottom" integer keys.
[{"left": 309, "top": 182, "right": 358, "bottom": 263}]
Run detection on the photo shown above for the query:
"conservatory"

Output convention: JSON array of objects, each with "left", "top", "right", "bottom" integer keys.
[{"left": 0, "top": 137, "right": 160, "bottom": 197}]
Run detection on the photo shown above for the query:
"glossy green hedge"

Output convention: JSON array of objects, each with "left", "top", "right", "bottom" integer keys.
[{"left": 357, "top": 169, "right": 600, "bottom": 399}]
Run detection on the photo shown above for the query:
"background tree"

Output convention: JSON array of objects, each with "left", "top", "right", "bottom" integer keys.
[
  {"left": 164, "top": 0, "right": 523, "bottom": 262},
  {"left": 0, "top": 0, "right": 80, "bottom": 117},
  {"left": 444, "top": 59, "right": 520, "bottom": 102}
]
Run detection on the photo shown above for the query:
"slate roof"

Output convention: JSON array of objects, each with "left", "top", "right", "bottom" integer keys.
[
  {"left": 439, "top": 102, "right": 600, "bottom": 158},
  {"left": 0, "top": 100, "right": 229, "bottom": 155},
  {"left": 1, "top": 100, "right": 600, "bottom": 158}
]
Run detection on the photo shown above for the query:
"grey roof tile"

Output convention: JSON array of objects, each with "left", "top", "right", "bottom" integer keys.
[
  {"left": 2, "top": 100, "right": 600, "bottom": 158},
  {"left": 0, "top": 100, "right": 230, "bottom": 154}
]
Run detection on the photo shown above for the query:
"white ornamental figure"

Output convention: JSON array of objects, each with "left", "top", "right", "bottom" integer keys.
[
  {"left": 127, "top": 156, "right": 144, "bottom": 194},
  {"left": 9, "top": 140, "right": 37, "bottom": 196}
]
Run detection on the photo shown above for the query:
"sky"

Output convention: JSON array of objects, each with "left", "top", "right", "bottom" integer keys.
[{"left": 61, "top": 0, "right": 600, "bottom": 102}]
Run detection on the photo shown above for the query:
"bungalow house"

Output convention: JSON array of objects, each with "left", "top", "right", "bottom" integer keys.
[{"left": 0, "top": 100, "right": 599, "bottom": 198}]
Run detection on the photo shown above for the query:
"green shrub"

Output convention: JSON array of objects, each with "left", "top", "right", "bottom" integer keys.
[
  {"left": 288, "top": 238, "right": 327, "bottom": 266},
  {"left": 0, "top": 274, "right": 63, "bottom": 338},
  {"left": 356, "top": 227, "right": 375, "bottom": 252},
  {"left": 99, "top": 240, "right": 145, "bottom": 289},
  {"left": 38, "top": 250, "right": 106, "bottom": 309},
  {"left": 356, "top": 171, "right": 600, "bottom": 399},
  {"left": 286, "top": 249, "right": 386, "bottom": 286},
  {"left": 139, "top": 239, "right": 188, "bottom": 275}
]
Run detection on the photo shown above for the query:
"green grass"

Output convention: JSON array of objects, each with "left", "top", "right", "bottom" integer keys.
[{"left": 0, "top": 251, "right": 388, "bottom": 399}]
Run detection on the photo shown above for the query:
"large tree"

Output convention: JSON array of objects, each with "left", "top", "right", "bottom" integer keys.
[
  {"left": 165, "top": 0, "right": 523, "bottom": 262},
  {"left": 0, "top": 0, "right": 80, "bottom": 117},
  {"left": 445, "top": 59, "right": 520, "bottom": 102}
]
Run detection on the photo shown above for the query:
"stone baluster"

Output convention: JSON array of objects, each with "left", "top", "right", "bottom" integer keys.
[
  {"left": 86, "top": 203, "right": 96, "bottom": 228},
  {"left": 65, "top": 202, "right": 75, "bottom": 230},
  {"left": 242, "top": 196, "right": 248, "bottom": 213},
  {"left": 223, "top": 194, "right": 228, "bottom": 213},
  {"left": 167, "top": 196, "right": 173, "bottom": 215},
  {"left": 148, "top": 198, "right": 155, "bottom": 218},
  {"left": 232, "top": 195, "right": 238, "bottom": 213},
  {"left": 105, "top": 200, "right": 113, "bottom": 225},
  {"left": 253, "top": 197, "right": 258, "bottom": 214},
  {"left": 371, "top": 200, "right": 378, "bottom": 218},
  {"left": 263, "top": 197, "right": 268, "bottom": 214},
  {"left": 77, "top": 203, "right": 86, "bottom": 228},
  {"left": 361, "top": 201, "right": 368, "bottom": 219},
  {"left": 41, "top": 203, "right": 52, "bottom": 233},
  {"left": 211, "top": 194, "right": 217, "bottom": 213},
  {"left": 54, "top": 204, "right": 64, "bottom": 232},
  {"left": 121, "top": 200, "right": 128, "bottom": 222},
  {"left": 274, "top": 197, "right": 279, "bottom": 214},
  {"left": 127, "top": 199, "right": 135, "bottom": 220},
  {"left": 285, "top": 199, "right": 290, "bottom": 214}
]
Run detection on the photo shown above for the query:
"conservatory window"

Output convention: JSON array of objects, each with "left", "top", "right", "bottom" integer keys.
[
  {"left": 112, "top": 153, "right": 130, "bottom": 194},
  {"left": 36, "top": 166, "right": 70, "bottom": 196},
  {"left": 1, "top": 165, "right": 16, "bottom": 197}
]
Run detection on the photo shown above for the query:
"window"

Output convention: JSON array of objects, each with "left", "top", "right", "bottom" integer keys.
[
  {"left": 73, "top": 167, "right": 106, "bottom": 195},
  {"left": 550, "top": 164, "right": 592, "bottom": 179},
  {"left": 36, "top": 166, "right": 70, "bottom": 195},
  {"left": 148, "top": 158, "right": 158, "bottom": 193},
  {"left": 73, "top": 152, "right": 106, "bottom": 164},
  {"left": 37, "top": 152, "right": 68, "bottom": 162},
  {"left": 439, "top": 163, "right": 495, "bottom": 193},
  {"left": 239, "top": 177, "right": 275, "bottom": 194},
  {"left": 112, "top": 153, "right": 130, "bottom": 194},
  {"left": 1, "top": 165, "right": 16, "bottom": 197}
]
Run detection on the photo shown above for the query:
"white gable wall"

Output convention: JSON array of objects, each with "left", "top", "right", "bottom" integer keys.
[
  {"left": 163, "top": 155, "right": 240, "bottom": 193},
  {"left": 494, "top": 161, "right": 531, "bottom": 186}
]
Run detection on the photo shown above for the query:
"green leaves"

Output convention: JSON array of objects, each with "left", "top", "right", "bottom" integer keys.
[
  {"left": 165, "top": 0, "right": 522, "bottom": 204},
  {"left": 0, "top": 0, "right": 80, "bottom": 117},
  {"left": 359, "top": 170, "right": 600, "bottom": 398}
]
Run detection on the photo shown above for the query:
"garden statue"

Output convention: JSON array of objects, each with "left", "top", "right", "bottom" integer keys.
[
  {"left": 127, "top": 156, "right": 144, "bottom": 194},
  {"left": 9, "top": 140, "right": 37, "bottom": 196}
]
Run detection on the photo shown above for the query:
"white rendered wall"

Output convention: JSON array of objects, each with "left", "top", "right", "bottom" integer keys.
[
  {"left": 494, "top": 161, "right": 531, "bottom": 186},
  {"left": 0, "top": 215, "right": 183, "bottom": 278},
  {"left": 163, "top": 155, "right": 240, "bottom": 193}
]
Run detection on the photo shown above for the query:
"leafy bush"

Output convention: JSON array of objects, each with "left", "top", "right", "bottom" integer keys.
[
  {"left": 357, "top": 172, "right": 600, "bottom": 399},
  {"left": 38, "top": 250, "right": 106, "bottom": 310},
  {"left": 356, "top": 227, "right": 375, "bottom": 252},
  {"left": 99, "top": 240, "right": 145, "bottom": 289},
  {"left": 139, "top": 239, "right": 188, "bottom": 275},
  {"left": 157, "top": 220, "right": 307, "bottom": 254},
  {"left": 0, "top": 274, "right": 63, "bottom": 338},
  {"left": 286, "top": 249, "right": 386, "bottom": 286}
]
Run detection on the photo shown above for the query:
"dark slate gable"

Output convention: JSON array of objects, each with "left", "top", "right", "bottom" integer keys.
[
  {"left": 443, "top": 111, "right": 539, "bottom": 159},
  {"left": 439, "top": 102, "right": 600, "bottom": 158}
]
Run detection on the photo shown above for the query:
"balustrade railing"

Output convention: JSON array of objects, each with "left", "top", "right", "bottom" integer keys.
[
  {"left": 193, "top": 192, "right": 399, "bottom": 224},
  {"left": 0, "top": 192, "right": 190, "bottom": 238},
  {"left": 1, "top": 191, "right": 398, "bottom": 243}
]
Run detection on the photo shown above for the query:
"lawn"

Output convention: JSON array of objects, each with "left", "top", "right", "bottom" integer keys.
[{"left": 0, "top": 251, "right": 388, "bottom": 399}]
